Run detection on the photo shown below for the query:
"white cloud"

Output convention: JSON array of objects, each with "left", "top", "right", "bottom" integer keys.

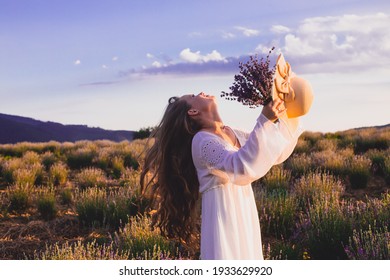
[
  {"left": 222, "top": 31, "right": 236, "bottom": 39},
  {"left": 126, "top": 13, "right": 390, "bottom": 77},
  {"left": 152, "top": 61, "right": 162, "bottom": 68},
  {"left": 112, "top": 56, "right": 118, "bottom": 61},
  {"left": 271, "top": 25, "right": 291, "bottom": 34},
  {"left": 235, "top": 26, "right": 260, "bottom": 37},
  {"left": 102, "top": 64, "right": 108, "bottom": 69},
  {"left": 255, "top": 44, "right": 279, "bottom": 55},
  {"left": 299, "top": 13, "right": 388, "bottom": 34},
  {"left": 146, "top": 53, "right": 154, "bottom": 59},
  {"left": 188, "top": 31, "right": 202, "bottom": 38},
  {"left": 74, "top": 60, "right": 81, "bottom": 65},
  {"left": 329, "top": 34, "right": 356, "bottom": 50},
  {"left": 276, "top": 12, "right": 390, "bottom": 72},
  {"left": 284, "top": 34, "right": 322, "bottom": 56},
  {"left": 179, "top": 48, "right": 227, "bottom": 63}
]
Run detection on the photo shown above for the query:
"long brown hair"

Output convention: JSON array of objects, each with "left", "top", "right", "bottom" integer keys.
[{"left": 140, "top": 96, "right": 201, "bottom": 244}]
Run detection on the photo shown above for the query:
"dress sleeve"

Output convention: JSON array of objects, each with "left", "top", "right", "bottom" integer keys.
[
  {"left": 232, "top": 128, "right": 250, "bottom": 146},
  {"left": 192, "top": 114, "right": 301, "bottom": 186},
  {"left": 274, "top": 117, "right": 304, "bottom": 164}
]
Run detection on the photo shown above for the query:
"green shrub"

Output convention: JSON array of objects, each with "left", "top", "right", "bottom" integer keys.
[
  {"left": 2, "top": 155, "right": 44, "bottom": 185},
  {"left": 96, "top": 149, "right": 127, "bottom": 178},
  {"left": 299, "top": 199, "right": 353, "bottom": 260},
  {"left": 354, "top": 135, "right": 388, "bottom": 153},
  {"left": 0, "top": 155, "right": 4, "bottom": 174},
  {"left": 263, "top": 240, "right": 303, "bottom": 260},
  {"left": 75, "top": 186, "right": 145, "bottom": 229},
  {"left": 59, "top": 142, "right": 75, "bottom": 155},
  {"left": 22, "top": 151, "right": 40, "bottom": 165},
  {"left": 119, "top": 168, "right": 140, "bottom": 187},
  {"left": 302, "top": 131, "right": 323, "bottom": 147},
  {"left": 2, "top": 158, "right": 23, "bottom": 184},
  {"left": 344, "top": 226, "right": 389, "bottom": 260},
  {"left": 8, "top": 184, "right": 33, "bottom": 213},
  {"left": 76, "top": 188, "right": 107, "bottom": 228},
  {"left": 133, "top": 127, "right": 155, "bottom": 140},
  {"left": 293, "top": 172, "right": 344, "bottom": 210},
  {"left": 115, "top": 215, "right": 181, "bottom": 260},
  {"left": 0, "top": 144, "right": 20, "bottom": 157},
  {"left": 105, "top": 187, "right": 139, "bottom": 229},
  {"left": 261, "top": 165, "right": 291, "bottom": 194},
  {"left": 41, "top": 151, "right": 58, "bottom": 170},
  {"left": 119, "top": 169, "right": 150, "bottom": 215},
  {"left": 346, "top": 155, "right": 371, "bottom": 189},
  {"left": 41, "top": 141, "right": 61, "bottom": 154},
  {"left": 49, "top": 162, "right": 68, "bottom": 186},
  {"left": 299, "top": 193, "right": 390, "bottom": 260},
  {"left": 13, "top": 163, "right": 44, "bottom": 186},
  {"left": 34, "top": 240, "right": 129, "bottom": 260},
  {"left": 76, "top": 168, "right": 106, "bottom": 189},
  {"left": 384, "top": 157, "right": 390, "bottom": 184},
  {"left": 67, "top": 148, "right": 95, "bottom": 169},
  {"left": 60, "top": 188, "right": 73, "bottom": 205},
  {"left": 365, "top": 149, "right": 386, "bottom": 175},
  {"left": 256, "top": 189, "right": 298, "bottom": 239},
  {"left": 293, "top": 138, "right": 311, "bottom": 154},
  {"left": 123, "top": 154, "right": 139, "bottom": 170},
  {"left": 312, "top": 149, "right": 351, "bottom": 175},
  {"left": 93, "top": 149, "right": 110, "bottom": 171},
  {"left": 313, "top": 138, "right": 338, "bottom": 152},
  {"left": 351, "top": 193, "right": 390, "bottom": 231},
  {"left": 284, "top": 154, "right": 313, "bottom": 177},
  {"left": 37, "top": 188, "right": 57, "bottom": 220},
  {"left": 111, "top": 156, "right": 125, "bottom": 179}
]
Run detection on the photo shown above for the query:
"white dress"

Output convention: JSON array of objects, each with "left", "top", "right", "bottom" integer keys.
[{"left": 191, "top": 114, "right": 303, "bottom": 260}]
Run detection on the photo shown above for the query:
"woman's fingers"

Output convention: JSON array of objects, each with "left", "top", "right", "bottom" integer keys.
[
  {"left": 272, "top": 98, "right": 283, "bottom": 108},
  {"left": 273, "top": 99, "right": 286, "bottom": 114},
  {"left": 262, "top": 98, "right": 287, "bottom": 121}
]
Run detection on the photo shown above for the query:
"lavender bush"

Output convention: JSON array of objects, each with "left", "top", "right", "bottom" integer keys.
[
  {"left": 298, "top": 199, "right": 353, "bottom": 259},
  {"left": 34, "top": 240, "right": 129, "bottom": 260},
  {"left": 1, "top": 126, "right": 389, "bottom": 260},
  {"left": 344, "top": 226, "right": 389, "bottom": 260},
  {"left": 256, "top": 189, "right": 298, "bottom": 239},
  {"left": 114, "top": 215, "right": 186, "bottom": 260}
]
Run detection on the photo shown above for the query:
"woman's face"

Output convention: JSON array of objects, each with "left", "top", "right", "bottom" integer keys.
[{"left": 181, "top": 92, "right": 216, "bottom": 114}]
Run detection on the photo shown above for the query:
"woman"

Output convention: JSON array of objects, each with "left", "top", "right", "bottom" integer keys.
[{"left": 140, "top": 92, "right": 302, "bottom": 259}]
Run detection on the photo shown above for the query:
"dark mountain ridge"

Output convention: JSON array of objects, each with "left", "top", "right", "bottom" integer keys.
[{"left": 0, "top": 113, "right": 134, "bottom": 144}]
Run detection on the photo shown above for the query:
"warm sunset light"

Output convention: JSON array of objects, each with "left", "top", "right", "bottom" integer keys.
[{"left": 0, "top": 2, "right": 389, "bottom": 278}]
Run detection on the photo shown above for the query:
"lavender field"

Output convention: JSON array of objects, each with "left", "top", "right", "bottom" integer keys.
[{"left": 0, "top": 125, "right": 389, "bottom": 260}]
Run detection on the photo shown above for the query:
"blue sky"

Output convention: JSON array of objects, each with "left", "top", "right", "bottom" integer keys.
[{"left": 1, "top": 0, "right": 389, "bottom": 133}]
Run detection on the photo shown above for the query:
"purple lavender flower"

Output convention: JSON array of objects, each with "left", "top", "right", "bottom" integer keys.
[{"left": 221, "top": 47, "right": 276, "bottom": 108}]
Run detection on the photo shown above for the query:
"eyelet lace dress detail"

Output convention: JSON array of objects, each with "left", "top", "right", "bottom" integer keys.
[{"left": 201, "top": 138, "right": 227, "bottom": 167}]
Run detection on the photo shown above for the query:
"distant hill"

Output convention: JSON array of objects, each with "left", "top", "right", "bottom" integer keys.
[
  {"left": 347, "top": 123, "right": 390, "bottom": 131},
  {"left": 0, "top": 113, "right": 134, "bottom": 144}
]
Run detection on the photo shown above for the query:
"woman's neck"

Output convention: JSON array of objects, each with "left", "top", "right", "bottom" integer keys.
[
  {"left": 196, "top": 110, "right": 239, "bottom": 148},
  {"left": 199, "top": 112, "right": 225, "bottom": 134},
  {"left": 205, "top": 122, "right": 225, "bottom": 134},
  {"left": 201, "top": 119, "right": 239, "bottom": 148}
]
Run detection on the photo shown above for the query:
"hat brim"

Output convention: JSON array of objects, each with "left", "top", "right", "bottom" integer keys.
[{"left": 272, "top": 53, "right": 313, "bottom": 118}]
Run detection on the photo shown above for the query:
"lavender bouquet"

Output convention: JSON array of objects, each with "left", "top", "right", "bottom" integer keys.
[{"left": 221, "top": 47, "right": 276, "bottom": 108}]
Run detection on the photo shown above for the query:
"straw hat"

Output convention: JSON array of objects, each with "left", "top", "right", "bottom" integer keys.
[{"left": 272, "top": 53, "right": 313, "bottom": 118}]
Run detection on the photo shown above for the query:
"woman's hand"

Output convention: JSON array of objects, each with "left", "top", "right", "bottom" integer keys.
[{"left": 261, "top": 98, "right": 287, "bottom": 122}]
